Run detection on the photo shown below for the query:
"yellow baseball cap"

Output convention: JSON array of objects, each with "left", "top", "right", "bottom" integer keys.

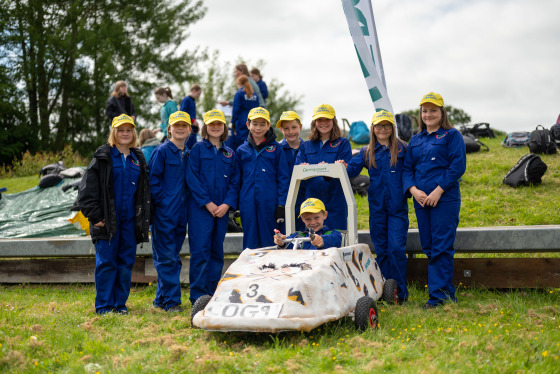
[
  {"left": 112, "top": 114, "right": 135, "bottom": 128},
  {"left": 203, "top": 109, "right": 226, "bottom": 125},
  {"left": 371, "top": 110, "right": 395, "bottom": 125},
  {"left": 299, "top": 198, "right": 326, "bottom": 217},
  {"left": 276, "top": 111, "right": 302, "bottom": 128},
  {"left": 419, "top": 92, "right": 444, "bottom": 107},
  {"left": 169, "top": 111, "right": 192, "bottom": 126},
  {"left": 312, "top": 104, "right": 336, "bottom": 120},
  {"left": 248, "top": 107, "right": 270, "bottom": 123}
]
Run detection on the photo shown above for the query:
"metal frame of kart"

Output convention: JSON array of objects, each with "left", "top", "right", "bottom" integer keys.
[{"left": 284, "top": 163, "right": 357, "bottom": 246}]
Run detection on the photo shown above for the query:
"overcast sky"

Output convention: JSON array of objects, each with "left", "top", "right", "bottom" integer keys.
[{"left": 186, "top": 0, "right": 560, "bottom": 132}]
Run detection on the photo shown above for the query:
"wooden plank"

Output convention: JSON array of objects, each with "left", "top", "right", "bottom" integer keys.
[
  {"left": 0, "top": 257, "right": 236, "bottom": 284},
  {"left": 407, "top": 258, "right": 560, "bottom": 288}
]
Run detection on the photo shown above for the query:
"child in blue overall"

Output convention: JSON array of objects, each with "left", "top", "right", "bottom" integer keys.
[
  {"left": 339, "top": 110, "right": 409, "bottom": 303},
  {"left": 403, "top": 92, "right": 466, "bottom": 309},
  {"left": 276, "top": 110, "right": 306, "bottom": 232},
  {"left": 236, "top": 107, "right": 290, "bottom": 249},
  {"left": 295, "top": 104, "right": 353, "bottom": 231},
  {"left": 180, "top": 84, "right": 202, "bottom": 149},
  {"left": 78, "top": 114, "right": 151, "bottom": 315},
  {"left": 229, "top": 75, "right": 259, "bottom": 150},
  {"left": 149, "top": 111, "right": 191, "bottom": 312},
  {"left": 186, "top": 109, "right": 240, "bottom": 305},
  {"left": 273, "top": 198, "right": 342, "bottom": 250}
]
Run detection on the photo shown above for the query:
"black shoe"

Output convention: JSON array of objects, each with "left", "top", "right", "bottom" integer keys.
[
  {"left": 167, "top": 305, "right": 183, "bottom": 313},
  {"left": 421, "top": 302, "right": 442, "bottom": 310}
]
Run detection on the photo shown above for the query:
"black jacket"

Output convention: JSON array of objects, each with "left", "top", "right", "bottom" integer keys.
[
  {"left": 78, "top": 144, "right": 151, "bottom": 244},
  {"left": 105, "top": 95, "right": 136, "bottom": 120}
]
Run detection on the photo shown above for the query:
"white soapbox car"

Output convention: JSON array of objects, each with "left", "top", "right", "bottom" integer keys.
[{"left": 191, "top": 164, "right": 398, "bottom": 332}]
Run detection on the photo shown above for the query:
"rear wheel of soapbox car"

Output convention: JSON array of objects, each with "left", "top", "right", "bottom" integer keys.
[
  {"left": 354, "top": 296, "right": 379, "bottom": 331},
  {"left": 381, "top": 279, "right": 399, "bottom": 305},
  {"left": 191, "top": 295, "right": 212, "bottom": 325}
]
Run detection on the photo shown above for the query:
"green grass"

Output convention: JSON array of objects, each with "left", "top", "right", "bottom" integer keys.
[
  {"left": 1, "top": 284, "right": 559, "bottom": 373},
  {"left": 0, "top": 176, "right": 39, "bottom": 194}
]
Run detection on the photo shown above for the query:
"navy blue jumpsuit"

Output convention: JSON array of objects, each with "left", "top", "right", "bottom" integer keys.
[
  {"left": 346, "top": 143, "right": 409, "bottom": 300},
  {"left": 236, "top": 133, "right": 290, "bottom": 249},
  {"left": 186, "top": 139, "right": 240, "bottom": 304},
  {"left": 403, "top": 127, "right": 466, "bottom": 306},
  {"left": 295, "top": 137, "right": 353, "bottom": 231},
  {"left": 179, "top": 95, "right": 199, "bottom": 149},
  {"left": 149, "top": 139, "right": 189, "bottom": 310},
  {"left": 281, "top": 226, "right": 342, "bottom": 250},
  {"left": 229, "top": 88, "right": 258, "bottom": 150},
  {"left": 279, "top": 138, "right": 306, "bottom": 232},
  {"left": 96, "top": 147, "right": 141, "bottom": 314}
]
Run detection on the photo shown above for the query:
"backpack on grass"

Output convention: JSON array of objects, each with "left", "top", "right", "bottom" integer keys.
[
  {"left": 502, "top": 132, "right": 531, "bottom": 148},
  {"left": 460, "top": 123, "right": 495, "bottom": 138},
  {"left": 348, "top": 121, "right": 370, "bottom": 144},
  {"left": 503, "top": 154, "right": 547, "bottom": 188},
  {"left": 528, "top": 125, "right": 556, "bottom": 154},
  {"left": 463, "top": 134, "right": 489, "bottom": 153},
  {"left": 550, "top": 123, "right": 560, "bottom": 149}
]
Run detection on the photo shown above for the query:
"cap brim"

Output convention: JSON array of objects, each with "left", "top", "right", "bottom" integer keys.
[
  {"left": 419, "top": 99, "right": 443, "bottom": 107},
  {"left": 312, "top": 114, "right": 335, "bottom": 121},
  {"left": 169, "top": 120, "right": 191, "bottom": 126},
  {"left": 372, "top": 118, "right": 395, "bottom": 125},
  {"left": 298, "top": 208, "right": 323, "bottom": 217},
  {"left": 276, "top": 116, "right": 300, "bottom": 128},
  {"left": 248, "top": 115, "right": 270, "bottom": 122},
  {"left": 113, "top": 121, "right": 135, "bottom": 128}
]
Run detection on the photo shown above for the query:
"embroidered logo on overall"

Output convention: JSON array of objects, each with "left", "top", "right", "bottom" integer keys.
[
  {"left": 398, "top": 145, "right": 404, "bottom": 154},
  {"left": 436, "top": 131, "right": 448, "bottom": 139},
  {"left": 222, "top": 150, "right": 233, "bottom": 158},
  {"left": 265, "top": 145, "right": 276, "bottom": 152},
  {"left": 131, "top": 159, "right": 140, "bottom": 166},
  {"left": 330, "top": 139, "right": 341, "bottom": 148}
]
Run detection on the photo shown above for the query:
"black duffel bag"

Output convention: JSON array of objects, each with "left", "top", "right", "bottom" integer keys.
[
  {"left": 503, "top": 154, "right": 547, "bottom": 187},
  {"left": 461, "top": 123, "right": 495, "bottom": 138},
  {"left": 463, "top": 134, "right": 489, "bottom": 153}
]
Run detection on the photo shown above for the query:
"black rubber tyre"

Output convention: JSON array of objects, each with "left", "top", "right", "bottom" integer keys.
[
  {"left": 354, "top": 296, "right": 379, "bottom": 331},
  {"left": 191, "top": 295, "right": 212, "bottom": 326},
  {"left": 382, "top": 279, "right": 399, "bottom": 304}
]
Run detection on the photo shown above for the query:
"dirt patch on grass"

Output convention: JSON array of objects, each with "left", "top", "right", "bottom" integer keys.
[
  {"left": 81, "top": 317, "right": 100, "bottom": 331},
  {"left": 348, "top": 335, "right": 383, "bottom": 349},
  {"left": 0, "top": 350, "right": 26, "bottom": 369},
  {"left": 133, "top": 332, "right": 189, "bottom": 347},
  {"left": 169, "top": 344, "right": 189, "bottom": 362},
  {"left": 31, "top": 324, "right": 42, "bottom": 333}
]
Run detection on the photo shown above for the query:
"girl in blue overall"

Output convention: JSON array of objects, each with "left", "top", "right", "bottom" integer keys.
[
  {"left": 276, "top": 110, "right": 305, "bottom": 232},
  {"left": 229, "top": 75, "right": 259, "bottom": 150},
  {"left": 186, "top": 109, "right": 240, "bottom": 305},
  {"left": 155, "top": 86, "right": 178, "bottom": 138},
  {"left": 340, "top": 110, "right": 409, "bottom": 303},
  {"left": 149, "top": 111, "right": 191, "bottom": 312},
  {"left": 403, "top": 92, "right": 466, "bottom": 309},
  {"left": 236, "top": 107, "right": 290, "bottom": 249},
  {"left": 78, "top": 114, "right": 150, "bottom": 315},
  {"left": 295, "top": 104, "right": 353, "bottom": 231}
]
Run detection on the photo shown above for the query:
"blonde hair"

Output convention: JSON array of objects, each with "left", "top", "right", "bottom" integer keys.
[
  {"left": 108, "top": 124, "right": 138, "bottom": 148},
  {"left": 111, "top": 81, "right": 129, "bottom": 98},
  {"left": 201, "top": 122, "right": 229, "bottom": 142},
  {"left": 366, "top": 122, "right": 405, "bottom": 168},
  {"left": 237, "top": 75, "right": 253, "bottom": 97},
  {"left": 138, "top": 128, "right": 155, "bottom": 147},
  {"left": 309, "top": 117, "right": 342, "bottom": 142}
]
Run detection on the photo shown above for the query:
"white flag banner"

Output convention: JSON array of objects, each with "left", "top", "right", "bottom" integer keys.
[{"left": 341, "top": 0, "right": 393, "bottom": 114}]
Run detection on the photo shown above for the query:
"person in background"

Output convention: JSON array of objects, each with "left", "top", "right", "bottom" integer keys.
[
  {"left": 186, "top": 109, "right": 240, "bottom": 305},
  {"left": 219, "top": 63, "right": 265, "bottom": 108},
  {"left": 78, "top": 114, "right": 150, "bottom": 315},
  {"left": 236, "top": 107, "right": 289, "bottom": 249},
  {"left": 276, "top": 110, "right": 305, "bottom": 232},
  {"left": 180, "top": 84, "right": 203, "bottom": 149},
  {"left": 154, "top": 86, "right": 178, "bottom": 139},
  {"left": 105, "top": 81, "right": 136, "bottom": 121},
  {"left": 295, "top": 104, "right": 352, "bottom": 231},
  {"left": 149, "top": 111, "right": 192, "bottom": 313},
  {"left": 338, "top": 110, "right": 409, "bottom": 304},
  {"left": 139, "top": 129, "right": 160, "bottom": 163},
  {"left": 250, "top": 68, "right": 268, "bottom": 102},
  {"left": 403, "top": 92, "right": 466, "bottom": 309},
  {"left": 228, "top": 75, "right": 258, "bottom": 150}
]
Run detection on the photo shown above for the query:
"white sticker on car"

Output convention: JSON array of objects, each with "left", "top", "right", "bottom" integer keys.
[{"left": 205, "top": 303, "right": 283, "bottom": 319}]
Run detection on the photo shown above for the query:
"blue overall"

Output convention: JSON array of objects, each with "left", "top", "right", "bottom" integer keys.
[
  {"left": 186, "top": 140, "right": 240, "bottom": 304},
  {"left": 95, "top": 147, "right": 140, "bottom": 314},
  {"left": 236, "top": 141, "right": 289, "bottom": 249},
  {"left": 282, "top": 226, "right": 342, "bottom": 250},
  {"left": 179, "top": 95, "right": 199, "bottom": 149},
  {"left": 279, "top": 138, "right": 306, "bottom": 233},
  {"left": 149, "top": 139, "right": 189, "bottom": 310},
  {"left": 403, "top": 127, "right": 466, "bottom": 306},
  {"left": 295, "top": 137, "right": 353, "bottom": 231},
  {"left": 346, "top": 143, "right": 409, "bottom": 300},
  {"left": 230, "top": 88, "right": 258, "bottom": 150}
]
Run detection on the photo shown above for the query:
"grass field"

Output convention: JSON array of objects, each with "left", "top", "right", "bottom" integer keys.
[{"left": 1, "top": 284, "right": 559, "bottom": 373}]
